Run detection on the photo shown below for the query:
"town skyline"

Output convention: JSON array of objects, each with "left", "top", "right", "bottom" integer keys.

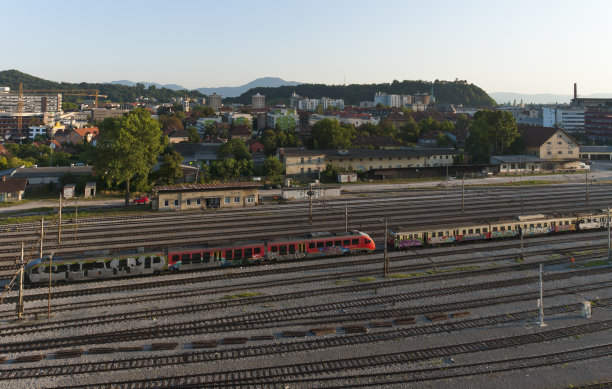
[{"left": 3, "top": 0, "right": 612, "bottom": 95}]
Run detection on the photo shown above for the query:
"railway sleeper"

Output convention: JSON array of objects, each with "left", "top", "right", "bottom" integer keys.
[
  {"left": 53, "top": 349, "right": 82, "bottom": 359},
  {"left": 395, "top": 317, "right": 416, "bottom": 325},
  {"left": 88, "top": 347, "right": 114, "bottom": 354},
  {"left": 14, "top": 354, "right": 45, "bottom": 363},
  {"left": 310, "top": 327, "right": 336, "bottom": 336},
  {"left": 342, "top": 325, "right": 368, "bottom": 334},
  {"left": 370, "top": 321, "right": 393, "bottom": 328},
  {"left": 222, "top": 337, "right": 248, "bottom": 345},
  {"left": 250, "top": 335, "right": 275, "bottom": 341},
  {"left": 151, "top": 343, "right": 178, "bottom": 351},
  {"left": 282, "top": 331, "right": 308, "bottom": 338},
  {"left": 192, "top": 340, "right": 218, "bottom": 348},
  {"left": 428, "top": 313, "right": 450, "bottom": 322}
]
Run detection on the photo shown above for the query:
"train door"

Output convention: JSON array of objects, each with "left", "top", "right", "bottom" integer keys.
[
  {"left": 298, "top": 243, "right": 306, "bottom": 254},
  {"left": 423, "top": 232, "right": 429, "bottom": 245}
]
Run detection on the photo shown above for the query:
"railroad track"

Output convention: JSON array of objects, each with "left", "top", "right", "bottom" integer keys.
[
  {"left": 1, "top": 263, "right": 610, "bottom": 344},
  {"left": 1, "top": 239, "right": 603, "bottom": 320},
  {"left": 1, "top": 185, "right": 611, "bottom": 260},
  {"left": 14, "top": 317, "right": 612, "bottom": 387}
]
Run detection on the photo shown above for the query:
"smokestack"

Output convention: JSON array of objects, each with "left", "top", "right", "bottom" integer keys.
[{"left": 574, "top": 83, "right": 577, "bottom": 99}]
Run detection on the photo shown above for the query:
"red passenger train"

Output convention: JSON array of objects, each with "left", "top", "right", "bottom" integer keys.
[{"left": 167, "top": 230, "right": 376, "bottom": 270}]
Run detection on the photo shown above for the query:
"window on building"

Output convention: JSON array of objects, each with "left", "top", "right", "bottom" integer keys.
[
  {"left": 164, "top": 200, "right": 168, "bottom": 206},
  {"left": 308, "top": 157, "right": 311, "bottom": 163},
  {"left": 197, "top": 198, "right": 201, "bottom": 205},
  {"left": 225, "top": 197, "right": 231, "bottom": 204},
  {"left": 558, "top": 151, "right": 563, "bottom": 155},
  {"left": 174, "top": 200, "right": 178, "bottom": 206},
  {"left": 234, "top": 196, "right": 240, "bottom": 203},
  {"left": 246, "top": 195, "right": 255, "bottom": 203},
  {"left": 558, "top": 141, "right": 562, "bottom": 145},
  {"left": 186, "top": 199, "right": 191, "bottom": 206},
  {"left": 308, "top": 167, "right": 311, "bottom": 173},
  {"left": 301, "top": 157, "right": 304, "bottom": 163},
  {"left": 547, "top": 151, "right": 552, "bottom": 155}
]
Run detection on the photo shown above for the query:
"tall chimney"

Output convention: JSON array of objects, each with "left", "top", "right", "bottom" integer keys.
[{"left": 574, "top": 83, "right": 577, "bottom": 99}]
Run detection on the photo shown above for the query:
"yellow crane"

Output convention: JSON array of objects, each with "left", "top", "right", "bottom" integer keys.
[{"left": 16, "top": 83, "right": 107, "bottom": 136}]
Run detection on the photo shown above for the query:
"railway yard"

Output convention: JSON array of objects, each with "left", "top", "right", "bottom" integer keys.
[{"left": 0, "top": 183, "right": 611, "bottom": 388}]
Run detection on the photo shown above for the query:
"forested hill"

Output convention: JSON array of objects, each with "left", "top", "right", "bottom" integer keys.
[
  {"left": 225, "top": 79, "right": 496, "bottom": 107},
  {"left": 0, "top": 70, "right": 204, "bottom": 103}
]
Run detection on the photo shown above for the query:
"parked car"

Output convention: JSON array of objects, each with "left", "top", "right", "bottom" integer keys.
[{"left": 133, "top": 196, "right": 149, "bottom": 205}]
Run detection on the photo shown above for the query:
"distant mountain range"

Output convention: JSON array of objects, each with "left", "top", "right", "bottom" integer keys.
[
  {"left": 490, "top": 92, "right": 612, "bottom": 105},
  {"left": 107, "top": 77, "right": 301, "bottom": 98}
]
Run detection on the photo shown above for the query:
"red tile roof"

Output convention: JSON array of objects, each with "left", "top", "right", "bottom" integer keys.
[
  {"left": 154, "top": 182, "right": 261, "bottom": 192},
  {"left": 0, "top": 144, "right": 10, "bottom": 156},
  {"left": 73, "top": 127, "right": 99, "bottom": 138},
  {"left": 0, "top": 177, "right": 27, "bottom": 193}
]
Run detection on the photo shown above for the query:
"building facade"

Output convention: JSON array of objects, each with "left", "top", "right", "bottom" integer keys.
[
  {"left": 0, "top": 88, "right": 62, "bottom": 113},
  {"left": 252, "top": 93, "right": 265, "bottom": 109},
  {"left": 374, "top": 93, "right": 401, "bottom": 108},
  {"left": 209, "top": 93, "right": 222, "bottom": 111},
  {"left": 153, "top": 182, "right": 260, "bottom": 211},
  {"left": 542, "top": 107, "right": 585, "bottom": 133},
  {"left": 267, "top": 108, "right": 298, "bottom": 130},
  {"left": 519, "top": 125, "right": 579, "bottom": 160}
]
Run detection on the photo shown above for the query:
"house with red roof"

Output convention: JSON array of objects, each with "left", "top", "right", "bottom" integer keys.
[{"left": 64, "top": 127, "right": 100, "bottom": 144}]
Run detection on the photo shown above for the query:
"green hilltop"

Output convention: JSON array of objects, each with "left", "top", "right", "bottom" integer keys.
[{"left": 226, "top": 79, "right": 496, "bottom": 107}]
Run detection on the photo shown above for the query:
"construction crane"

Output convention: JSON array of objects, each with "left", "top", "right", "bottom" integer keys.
[{"left": 15, "top": 83, "right": 107, "bottom": 137}]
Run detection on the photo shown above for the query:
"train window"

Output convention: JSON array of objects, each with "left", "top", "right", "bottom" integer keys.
[
  {"left": 254, "top": 247, "right": 261, "bottom": 254},
  {"left": 530, "top": 224, "right": 535, "bottom": 228},
  {"left": 83, "top": 262, "right": 95, "bottom": 271},
  {"left": 70, "top": 263, "right": 81, "bottom": 272},
  {"left": 437, "top": 232, "right": 443, "bottom": 237},
  {"left": 203, "top": 252, "right": 210, "bottom": 262},
  {"left": 153, "top": 257, "right": 162, "bottom": 264},
  {"left": 492, "top": 227, "right": 498, "bottom": 231},
  {"left": 317, "top": 242, "right": 324, "bottom": 248},
  {"left": 182, "top": 254, "right": 190, "bottom": 262},
  {"left": 271, "top": 246, "right": 278, "bottom": 252},
  {"left": 343, "top": 240, "right": 350, "bottom": 245},
  {"left": 408, "top": 234, "right": 413, "bottom": 239},
  {"left": 325, "top": 241, "right": 333, "bottom": 247},
  {"left": 279, "top": 245, "right": 287, "bottom": 255},
  {"left": 462, "top": 230, "right": 466, "bottom": 234},
  {"left": 468, "top": 229, "right": 473, "bottom": 234},
  {"left": 235, "top": 249, "right": 243, "bottom": 259},
  {"left": 56, "top": 265, "right": 68, "bottom": 273},
  {"left": 565, "top": 221, "right": 569, "bottom": 225},
  {"left": 172, "top": 255, "right": 179, "bottom": 262},
  {"left": 95, "top": 262, "right": 105, "bottom": 269},
  {"left": 352, "top": 239, "right": 359, "bottom": 245},
  {"left": 309, "top": 243, "right": 315, "bottom": 249},
  {"left": 500, "top": 226, "right": 505, "bottom": 231},
  {"left": 41, "top": 266, "right": 49, "bottom": 273},
  {"left": 475, "top": 229, "right": 480, "bottom": 233},
  {"left": 537, "top": 223, "right": 542, "bottom": 227},
  {"left": 543, "top": 223, "right": 548, "bottom": 227},
  {"left": 192, "top": 253, "right": 201, "bottom": 262},
  {"left": 289, "top": 245, "right": 296, "bottom": 254},
  {"left": 334, "top": 240, "right": 341, "bottom": 246},
  {"left": 245, "top": 248, "right": 253, "bottom": 258},
  {"left": 483, "top": 228, "right": 488, "bottom": 233},
  {"left": 225, "top": 250, "right": 233, "bottom": 260}
]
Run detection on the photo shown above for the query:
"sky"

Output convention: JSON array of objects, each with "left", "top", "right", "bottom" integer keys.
[{"left": 3, "top": 0, "right": 612, "bottom": 95}]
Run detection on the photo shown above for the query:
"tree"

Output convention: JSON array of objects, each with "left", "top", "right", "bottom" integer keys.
[
  {"left": 156, "top": 150, "right": 184, "bottom": 185},
  {"left": 217, "top": 138, "right": 251, "bottom": 161},
  {"left": 95, "top": 108, "right": 166, "bottom": 206},
  {"left": 158, "top": 115, "right": 183, "bottom": 133},
  {"left": 258, "top": 156, "right": 284, "bottom": 177},
  {"left": 398, "top": 116, "right": 419, "bottom": 143},
  {"left": 209, "top": 158, "right": 253, "bottom": 180},
  {"left": 186, "top": 126, "right": 200, "bottom": 143},
  {"left": 309, "top": 118, "right": 355, "bottom": 149},
  {"left": 465, "top": 110, "right": 519, "bottom": 162}
]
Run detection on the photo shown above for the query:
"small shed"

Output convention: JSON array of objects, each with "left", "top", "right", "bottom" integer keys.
[
  {"left": 63, "top": 184, "right": 76, "bottom": 199},
  {"left": 338, "top": 173, "right": 357, "bottom": 183},
  {"left": 282, "top": 185, "right": 341, "bottom": 201},
  {"left": 84, "top": 182, "right": 96, "bottom": 198},
  {"left": 0, "top": 176, "right": 27, "bottom": 202}
]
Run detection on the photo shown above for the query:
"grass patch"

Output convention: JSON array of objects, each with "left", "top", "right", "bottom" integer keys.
[
  {"left": 575, "top": 260, "right": 609, "bottom": 268},
  {"left": 221, "top": 292, "right": 263, "bottom": 300},
  {"left": 357, "top": 277, "right": 376, "bottom": 282},
  {"left": 388, "top": 273, "right": 411, "bottom": 278},
  {"left": 571, "top": 250, "right": 595, "bottom": 256}
]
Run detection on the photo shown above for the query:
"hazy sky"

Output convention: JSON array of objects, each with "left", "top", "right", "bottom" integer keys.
[{"left": 3, "top": 0, "right": 611, "bottom": 95}]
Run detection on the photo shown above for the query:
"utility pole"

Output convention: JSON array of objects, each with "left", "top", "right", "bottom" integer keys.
[
  {"left": 520, "top": 227, "right": 525, "bottom": 260},
  {"left": 345, "top": 201, "right": 348, "bottom": 232},
  {"left": 308, "top": 183, "right": 313, "bottom": 225},
  {"left": 48, "top": 253, "right": 53, "bottom": 318},
  {"left": 39, "top": 218, "right": 44, "bottom": 258},
  {"left": 461, "top": 173, "right": 465, "bottom": 213},
  {"left": 58, "top": 192, "right": 62, "bottom": 244},
  {"left": 585, "top": 170, "right": 589, "bottom": 205},
  {"left": 74, "top": 198, "right": 78, "bottom": 242},
  {"left": 537, "top": 263, "right": 546, "bottom": 327},
  {"left": 18, "top": 242, "right": 24, "bottom": 320},
  {"left": 606, "top": 207, "right": 612, "bottom": 263},
  {"left": 383, "top": 218, "right": 389, "bottom": 277}
]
